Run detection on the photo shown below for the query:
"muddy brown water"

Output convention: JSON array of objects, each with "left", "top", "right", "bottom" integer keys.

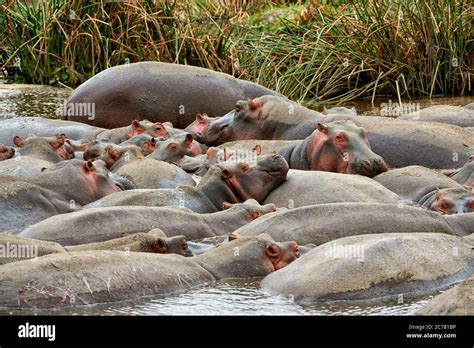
[{"left": 0, "top": 80, "right": 471, "bottom": 315}]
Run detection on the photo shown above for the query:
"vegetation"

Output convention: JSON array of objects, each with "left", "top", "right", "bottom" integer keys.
[{"left": 1, "top": 0, "right": 472, "bottom": 104}]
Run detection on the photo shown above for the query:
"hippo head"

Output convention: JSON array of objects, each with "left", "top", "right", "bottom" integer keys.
[
  {"left": 148, "top": 134, "right": 202, "bottom": 163},
  {"left": 322, "top": 106, "right": 357, "bottom": 116},
  {"left": 83, "top": 140, "right": 108, "bottom": 161},
  {"left": 13, "top": 134, "right": 73, "bottom": 162},
  {"left": 222, "top": 199, "right": 277, "bottom": 222},
  {"left": 450, "top": 155, "right": 474, "bottom": 188},
  {"left": 123, "top": 134, "right": 157, "bottom": 156},
  {"left": 0, "top": 144, "right": 15, "bottom": 161},
  {"left": 308, "top": 120, "right": 388, "bottom": 177},
  {"left": 184, "top": 113, "right": 218, "bottom": 137},
  {"left": 432, "top": 187, "right": 474, "bottom": 215},
  {"left": 125, "top": 120, "right": 170, "bottom": 140},
  {"left": 194, "top": 233, "right": 300, "bottom": 279},
  {"left": 150, "top": 235, "right": 192, "bottom": 257},
  {"left": 77, "top": 160, "right": 122, "bottom": 199},
  {"left": 213, "top": 153, "right": 289, "bottom": 205},
  {"left": 201, "top": 110, "right": 237, "bottom": 145},
  {"left": 99, "top": 144, "right": 144, "bottom": 170}
]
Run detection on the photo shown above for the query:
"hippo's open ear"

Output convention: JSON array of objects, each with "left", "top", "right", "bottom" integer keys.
[
  {"left": 252, "top": 145, "right": 262, "bottom": 155},
  {"left": 249, "top": 210, "right": 263, "bottom": 220},
  {"left": 468, "top": 154, "right": 474, "bottom": 162},
  {"left": 239, "top": 163, "right": 251, "bottom": 174},
  {"left": 131, "top": 119, "right": 144, "bottom": 129},
  {"left": 83, "top": 160, "right": 95, "bottom": 172},
  {"left": 264, "top": 243, "right": 281, "bottom": 259},
  {"left": 263, "top": 203, "right": 277, "bottom": 213},
  {"left": 221, "top": 168, "right": 233, "bottom": 179},
  {"left": 222, "top": 202, "right": 233, "bottom": 209},
  {"left": 107, "top": 146, "right": 121, "bottom": 161},
  {"left": 317, "top": 123, "right": 328, "bottom": 134},
  {"left": 228, "top": 232, "right": 239, "bottom": 241},
  {"left": 51, "top": 134, "right": 65, "bottom": 148},
  {"left": 13, "top": 136, "right": 24, "bottom": 147},
  {"left": 184, "top": 134, "right": 194, "bottom": 149},
  {"left": 247, "top": 99, "right": 263, "bottom": 112},
  {"left": 196, "top": 113, "right": 208, "bottom": 124}
]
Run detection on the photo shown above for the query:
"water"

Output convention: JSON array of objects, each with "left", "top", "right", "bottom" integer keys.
[{"left": 0, "top": 80, "right": 469, "bottom": 316}]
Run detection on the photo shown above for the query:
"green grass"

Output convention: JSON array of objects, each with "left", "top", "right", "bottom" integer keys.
[{"left": 1, "top": 0, "right": 473, "bottom": 104}]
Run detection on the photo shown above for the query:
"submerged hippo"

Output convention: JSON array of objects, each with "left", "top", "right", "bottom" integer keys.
[
  {"left": 233, "top": 202, "right": 466, "bottom": 245},
  {"left": 13, "top": 134, "right": 73, "bottom": 163},
  {"left": 261, "top": 233, "right": 474, "bottom": 304},
  {"left": 0, "top": 160, "right": 121, "bottom": 232},
  {"left": 448, "top": 155, "right": 474, "bottom": 188},
  {"left": 0, "top": 117, "right": 104, "bottom": 146},
  {"left": 400, "top": 105, "right": 474, "bottom": 127},
  {"left": 96, "top": 119, "right": 170, "bottom": 144},
  {"left": 64, "top": 62, "right": 278, "bottom": 129},
  {"left": 0, "top": 233, "right": 299, "bottom": 309},
  {"left": 85, "top": 154, "right": 289, "bottom": 213},
  {"left": 374, "top": 166, "right": 474, "bottom": 214},
  {"left": 201, "top": 95, "right": 324, "bottom": 144},
  {"left": 417, "top": 273, "right": 474, "bottom": 315},
  {"left": 263, "top": 169, "right": 400, "bottom": 208},
  {"left": 279, "top": 119, "right": 387, "bottom": 177},
  {"left": 19, "top": 200, "right": 277, "bottom": 244}
]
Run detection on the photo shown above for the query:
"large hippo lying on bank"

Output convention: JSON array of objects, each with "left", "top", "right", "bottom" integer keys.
[
  {"left": 263, "top": 170, "right": 400, "bottom": 208},
  {"left": 18, "top": 200, "right": 277, "bottom": 245},
  {"left": 0, "top": 234, "right": 299, "bottom": 309},
  {"left": 0, "top": 117, "right": 104, "bottom": 145},
  {"left": 201, "top": 95, "right": 474, "bottom": 168},
  {"left": 448, "top": 155, "right": 474, "bottom": 188},
  {"left": 400, "top": 105, "right": 474, "bottom": 127},
  {"left": 85, "top": 154, "right": 289, "bottom": 213},
  {"left": 261, "top": 233, "right": 474, "bottom": 303},
  {"left": 0, "top": 160, "right": 122, "bottom": 232},
  {"left": 64, "top": 62, "right": 278, "bottom": 129},
  {"left": 374, "top": 166, "right": 474, "bottom": 214},
  {"left": 12, "top": 134, "right": 73, "bottom": 163},
  {"left": 233, "top": 202, "right": 472, "bottom": 245}
]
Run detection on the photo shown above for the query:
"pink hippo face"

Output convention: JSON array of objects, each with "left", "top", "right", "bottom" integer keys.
[
  {"left": 433, "top": 187, "right": 474, "bottom": 215},
  {"left": 13, "top": 134, "right": 73, "bottom": 161},
  {"left": 124, "top": 120, "right": 170, "bottom": 140}
]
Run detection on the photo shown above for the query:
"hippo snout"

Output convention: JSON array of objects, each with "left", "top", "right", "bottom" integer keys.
[
  {"left": 351, "top": 156, "right": 388, "bottom": 177},
  {"left": 258, "top": 154, "right": 289, "bottom": 174}
]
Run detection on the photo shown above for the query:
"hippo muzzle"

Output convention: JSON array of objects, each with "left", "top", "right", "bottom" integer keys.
[{"left": 349, "top": 156, "right": 388, "bottom": 177}]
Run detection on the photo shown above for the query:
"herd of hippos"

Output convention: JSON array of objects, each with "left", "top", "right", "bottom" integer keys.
[{"left": 0, "top": 62, "right": 473, "bottom": 315}]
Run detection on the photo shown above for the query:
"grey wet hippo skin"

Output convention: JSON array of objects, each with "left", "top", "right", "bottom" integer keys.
[
  {"left": 64, "top": 62, "right": 278, "bottom": 129},
  {"left": 374, "top": 166, "right": 474, "bottom": 214},
  {"left": 261, "top": 233, "right": 474, "bottom": 304},
  {"left": 0, "top": 234, "right": 66, "bottom": 265},
  {"left": 114, "top": 158, "right": 196, "bottom": 189},
  {"left": 19, "top": 200, "right": 277, "bottom": 244},
  {"left": 400, "top": 105, "right": 474, "bottom": 127},
  {"left": 0, "top": 160, "right": 121, "bottom": 232},
  {"left": 0, "top": 157, "right": 52, "bottom": 178},
  {"left": 448, "top": 155, "right": 474, "bottom": 188},
  {"left": 416, "top": 273, "right": 474, "bottom": 315},
  {"left": 263, "top": 170, "right": 400, "bottom": 208},
  {"left": 85, "top": 153, "right": 289, "bottom": 213},
  {"left": 201, "top": 95, "right": 324, "bottom": 144},
  {"left": 0, "top": 117, "right": 104, "bottom": 145},
  {"left": 279, "top": 119, "right": 387, "bottom": 177},
  {"left": 0, "top": 234, "right": 299, "bottom": 309},
  {"left": 327, "top": 115, "right": 474, "bottom": 169},
  {"left": 233, "top": 202, "right": 472, "bottom": 246}
]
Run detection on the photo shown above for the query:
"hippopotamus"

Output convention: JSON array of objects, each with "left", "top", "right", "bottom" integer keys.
[
  {"left": 0, "top": 144, "right": 15, "bottom": 161},
  {"left": 13, "top": 134, "right": 73, "bottom": 163},
  {"left": 322, "top": 106, "right": 357, "bottom": 116},
  {"left": 263, "top": 169, "right": 399, "bottom": 208},
  {"left": 279, "top": 119, "right": 387, "bottom": 176},
  {"left": 374, "top": 166, "right": 474, "bottom": 214},
  {"left": 0, "top": 117, "right": 104, "bottom": 146},
  {"left": 0, "top": 159, "right": 122, "bottom": 232},
  {"left": 84, "top": 154, "right": 289, "bottom": 213},
  {"left": 64, "top": 62, "right": 278, "bottom": 129},
  {"left": 96, "top": 119, "right": 170, "bottom": 144},
  {"left": 201, "top": 95, "right": 324, "bottom": 145},
  {"left": 184, "top": 113, "right": 219, "bottom": 136},
  {"left": 114, "top": 158, "right": 196, "bottom": 189},
  {"left": 120, "top": 134, "right": 157, "bottom": 155},
  {"left": 400, "top": 105, "right": 474, "bottom": 127},
  {"left": 0, "top": 233, "right": 299, "bottom": 309},
  {"left": 417, "top": 272, "right": 474, "bottom": 315},
  {"left": 18, "top": 200, "right": 277, "bottom": 244},
  {"left": 465, "top": 102, "right": 474, "bottom": 110},
  {"left": 261, "top": 233, "right": 474, "bottom": 304},
  {"left": 0, "top": 233, "right": 192, "bottom": 265},
  {"left": 233, "top": 202, "right": 468, "bottom": 245},
  {"left": 147, "top": 134, "right": 204, "bottom": 165},
  {"left": 448, "top": 155, "right": 474, "bottom": 188},
  {"left": 202, "top": 95, "right": 474, "bottom": 168},
  {"left": 97, "top": 144, "right": 145, "bottom": 170},
  {"left": 0, "top": 156, "right": 52, "bottom": 178}
]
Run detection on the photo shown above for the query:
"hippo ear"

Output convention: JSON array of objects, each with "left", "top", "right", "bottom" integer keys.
[
  {"left": 249, "top": 210, "right": 263, "bottom": 220},
  {"left": 228, "top": 232, "right": 239, "bottom": 241},
  {"left": 131, "top": 119, "right": 144, "bottom": 129},
  {"left": 263, "top": 203, "right": 277, "bottom": 212},
  {"left": 221, "top": 169, "right": 233, "bottom": 179},
  {"left": 247, "top": 99, "right": 263, "bottom": 112},
  {"left": 222, "top": 202, "right": 233, "bottom": 209},
  {"left": 107, "top": 146, "right": 121, "bottom": 161},
  {"left": 252, "top": 145, "right": 262, "bottom": 155},
  {"left": 240, "top": 163, "right": 251, "bottom": 174},
  {"left": 151, "top": 137, "right": 156, "bottom": 145},
  {"left": 317, "top": 123, "right": 328, "bottom": 134},
  {"left": 152, "top": 238, "right": 168, "bottom": 254},
  {"left": 41, "top": 167, "right": 48, "bottom": 172},
  {"left": 13, "top": 136, "right": 24, "bottom": 147},
  {"left": 265, "top": 243, "right": 281, "bottom": 259},
  {"left": 206, "top": 147, "right": 219, "bottom": 160},
  {"left": 184, "top": 134, "right": 194, "bottom": 149},
  {"left": 196, "top": 114, "right": 207, "bottom": 124},
  {"left": 468, "top": 154, "right": 474, "bottom": 162},
  {"left": 83, "top": 160, "right": 95, "bottom": 172}
]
